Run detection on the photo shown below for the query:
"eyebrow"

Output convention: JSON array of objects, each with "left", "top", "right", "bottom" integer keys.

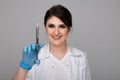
[{"left": 48, "top": 23, "right": 65, "bottom": 25}]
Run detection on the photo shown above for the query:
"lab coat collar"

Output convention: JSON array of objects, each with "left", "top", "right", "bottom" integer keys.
[{"left": 38, "top": 44, "right": 83, "bottom": 60}]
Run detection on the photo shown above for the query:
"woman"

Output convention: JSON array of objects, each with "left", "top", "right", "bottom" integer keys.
[{"left": 12, "top": 4, "right": 91, "bottom": 80}]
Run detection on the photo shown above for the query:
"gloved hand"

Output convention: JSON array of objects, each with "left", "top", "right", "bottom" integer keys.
[{"left": 20, "top": 43, "right": 43, "bottom": 70}]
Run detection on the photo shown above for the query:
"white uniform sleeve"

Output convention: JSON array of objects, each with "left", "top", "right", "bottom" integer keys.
[
  {"left": 84, "top": 52, "right": 92, "bottom": 80},
  {"left": 25, "top": 68, "right": 35, "bottom": 80},
  {"left": 85, "top": 63, "right": 91, "bottom": 80},
  {"left": 25, "top": 71, "right": 32, "bottom": 80}
]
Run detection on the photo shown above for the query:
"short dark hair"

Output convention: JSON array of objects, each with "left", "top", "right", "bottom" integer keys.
[{"left": 44, "top": 4, "right": 72, "bottom": 30}]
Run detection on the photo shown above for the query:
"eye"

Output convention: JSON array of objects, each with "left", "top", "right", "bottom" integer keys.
[
  {"left": 59, "top": 24, "right": 66, "bottom": 28},
  {"left": 48, "top": 24, "right": 55, "bottom": 28}
]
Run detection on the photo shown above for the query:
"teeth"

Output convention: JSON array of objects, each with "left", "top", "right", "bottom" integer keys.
[{"left": 52, "top": 36, "right": 61, "bottom": 39}]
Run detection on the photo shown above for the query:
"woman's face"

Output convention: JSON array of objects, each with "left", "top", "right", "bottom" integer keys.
[{"left": 45, "top": 16, "right": 70, "bottom": 46}]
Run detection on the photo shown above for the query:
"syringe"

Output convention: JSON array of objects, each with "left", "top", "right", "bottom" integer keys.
[
  {"left": 35, "top": 24, "right": 40, "bottom": 65},
  {"left": 36, "top": 24, "right": 39, "bottom": 51}
]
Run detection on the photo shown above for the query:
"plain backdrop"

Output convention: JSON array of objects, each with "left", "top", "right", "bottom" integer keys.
[{"left": 0, "top": 0, "right": 120, "bottom": 80}]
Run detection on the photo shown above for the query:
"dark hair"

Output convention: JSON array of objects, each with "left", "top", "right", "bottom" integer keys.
[{"left": 44, "top": 4, "right": 72, "bottom": 30}]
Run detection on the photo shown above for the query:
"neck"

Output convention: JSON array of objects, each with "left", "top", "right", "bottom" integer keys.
[{"left": 49, "top": 43, "right": 68, "bottom": 60}]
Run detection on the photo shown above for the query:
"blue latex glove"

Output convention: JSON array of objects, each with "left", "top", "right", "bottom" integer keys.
[{"left": 20, "top": 43, "right": 43, "bottom": 70}]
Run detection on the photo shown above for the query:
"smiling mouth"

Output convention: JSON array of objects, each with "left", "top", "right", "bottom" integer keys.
[{"left": 52, "top": 36, "right": 62, "bottom": 40}]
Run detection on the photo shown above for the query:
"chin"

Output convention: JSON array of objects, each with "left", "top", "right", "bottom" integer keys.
[{"left": 50, "top": 42, "right": 62, "bottom": 46}]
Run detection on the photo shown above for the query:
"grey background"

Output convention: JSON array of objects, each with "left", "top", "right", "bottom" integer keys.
[{"left": 0, "top": 0, "right": 120, "bottom": 80}]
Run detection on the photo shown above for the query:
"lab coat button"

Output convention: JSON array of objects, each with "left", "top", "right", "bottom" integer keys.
[
  {"left": 52, "top": 66, "right": 54, "bottom": 68},
  {"left": 66, "top": 64, "right": 69, "bottom": 67},
  {"left": 51, "top": 66, "right": 55, "bottom": 70}
]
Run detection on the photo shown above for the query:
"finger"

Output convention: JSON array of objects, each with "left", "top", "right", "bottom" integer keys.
[
  {"left": 27, "top": 44, "right": 31, "bottom": 54},
  {"left": 31, "top": 43, "right": 36, "bottom": 51},
  {"left": 39, "top": 43, "right": 43, "bottom": 48},
  {"left": 23, "top": 46, "right": 27, "bottom": 54}
]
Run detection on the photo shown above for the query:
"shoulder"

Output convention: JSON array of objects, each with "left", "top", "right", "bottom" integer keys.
[
  {"left": 40, "top": 44, "right": 49, "bottom": 50},
  {"left": 68, "top": 46, "right": 87, "bottom": 57},
  {"left": 68, "top": 46, "right": 89, "bottom": 67},
  {"left": 38, "top": 44, "right": 50, "bottom": 59},
  {"left": 38, "top": 44, "right": 49, "bottom": 54}
]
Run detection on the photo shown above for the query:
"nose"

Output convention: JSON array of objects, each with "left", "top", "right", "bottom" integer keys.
[{"left": 54, "top": 27, "right": 60, "bottom": 35}]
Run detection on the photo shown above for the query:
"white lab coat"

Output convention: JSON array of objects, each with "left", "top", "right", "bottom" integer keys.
[{"left": 26, "top": 44, "right": 91, "bottom": 80}]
